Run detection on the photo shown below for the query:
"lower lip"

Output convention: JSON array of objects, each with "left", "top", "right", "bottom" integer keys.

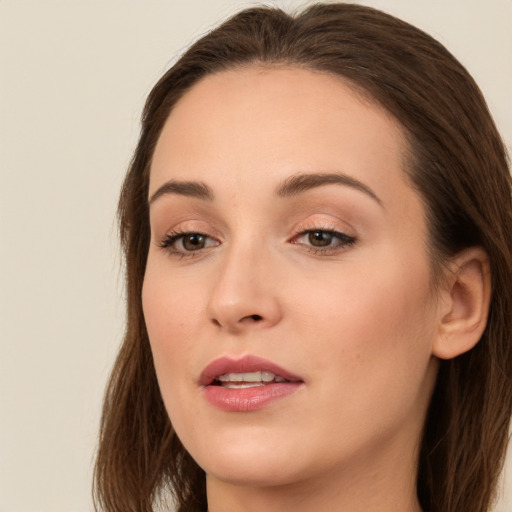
[{"left": 203, "top": 382, "right": 302, "bottom": 412}]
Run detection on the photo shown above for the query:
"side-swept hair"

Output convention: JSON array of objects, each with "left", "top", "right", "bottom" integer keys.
[{"left": 94, "top": 4, "right": 512, "bottom": 512}]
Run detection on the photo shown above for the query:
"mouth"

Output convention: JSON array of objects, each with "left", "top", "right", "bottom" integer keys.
[
  {"left": 214, "top": 370, "right": 290, "bottom": 388},
  {"left": 200, "top": 355, "right": 304, "bottom": 412},
  {"left": 200, "top": 354, "right": 303, "bottom": 387}
]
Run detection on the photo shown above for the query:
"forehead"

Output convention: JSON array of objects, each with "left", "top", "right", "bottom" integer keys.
[{"left": 149, "top": 66, "right": 412, "bottom": 205}]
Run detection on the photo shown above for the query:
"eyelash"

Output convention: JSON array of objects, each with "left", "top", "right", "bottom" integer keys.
[
  {"left": 290, "top": 225, "right": 357, "bottom": 256},
  {"left": 158, "top": 228, "right": 219, "bottom": 259},
  {"left": 158, "top": 227, "right": 357, "bottom": 259},
  {"left": 291, "top": 227, "right": 357, "bottom": 255}
]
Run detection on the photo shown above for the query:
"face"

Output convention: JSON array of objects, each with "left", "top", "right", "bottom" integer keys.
[{"left": 143, "top": 67, "right": 440, "bottom": 490}]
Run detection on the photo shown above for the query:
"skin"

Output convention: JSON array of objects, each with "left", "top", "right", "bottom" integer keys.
[{"left": 143, "top": 67, "right": 446, "bottom": 512}]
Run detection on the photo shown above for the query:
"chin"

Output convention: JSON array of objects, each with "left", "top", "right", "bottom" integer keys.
[
  {"left": 203, "top": 456, "right": 303, "bottom": 488},
  {"left": 186, "top": 429, "right": 309, "bottom": 488}
]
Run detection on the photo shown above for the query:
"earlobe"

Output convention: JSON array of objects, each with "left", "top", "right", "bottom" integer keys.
[{"left": 433, "top": 247, "right": 491, "bottom": 360}]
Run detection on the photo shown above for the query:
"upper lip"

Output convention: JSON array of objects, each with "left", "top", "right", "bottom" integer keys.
[{"left": 199, "top": 355, "right": 303, "bottom": 386}]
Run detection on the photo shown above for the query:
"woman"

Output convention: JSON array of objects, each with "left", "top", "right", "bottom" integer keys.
[{"left": 94, "top": 3, "right": 512, "bottom": 512}]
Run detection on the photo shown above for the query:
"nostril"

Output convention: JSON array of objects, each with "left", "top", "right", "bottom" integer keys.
[{"left": 211, "top": 315, "right": 263, "bottom": 327}]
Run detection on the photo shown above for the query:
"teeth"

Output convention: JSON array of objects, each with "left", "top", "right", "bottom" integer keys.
[
  {"left": 223, "top": 382, "right": 263, "bottom": 389},
  {"left": 217, "top": 372, "right": 264, "bottom": 382},
  {"left": 261, "top": 371, "right": 275, "bottom": 382},
  {"left": 216, "top": 371, "right": 287, "bottom": 385},
  {"left": 218, "top": 371, "right": 264, "bottom": 382}
]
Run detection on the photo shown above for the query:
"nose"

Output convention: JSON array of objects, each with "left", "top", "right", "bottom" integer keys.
[{"left": 206, "top": 241, "right": 283, "bottom": 334}]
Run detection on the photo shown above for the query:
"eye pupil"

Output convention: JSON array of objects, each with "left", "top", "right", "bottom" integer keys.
[
  {"left": 308, "top": 230, "right": 332, "bottom": 247},
  {"left": 183, "top": 234, "right": 206, "bottom": 251}
]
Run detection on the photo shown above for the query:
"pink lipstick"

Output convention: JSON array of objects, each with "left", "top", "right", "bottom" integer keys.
[{"left": 200, "top": 355, "right": 303, "bottom": 412}]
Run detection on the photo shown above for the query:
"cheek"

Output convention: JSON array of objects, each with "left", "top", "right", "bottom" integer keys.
[
  {"left": 142, "top": 274, "right": 204, "bottom": 443},
  {"left": 296, "top": 254, "right": 437, "bottom": 398},
  {"left": 143, "top": 255, "right": 205, "bottom": 341},
  {"left": 299, "top": 260, "right": 434, "bottom": 340},
  {"left": 142, "top": 262, "right": 204, "bottom": 397},
  {"left": 288, "top": 260, "right": 438, "bottom": 461}
]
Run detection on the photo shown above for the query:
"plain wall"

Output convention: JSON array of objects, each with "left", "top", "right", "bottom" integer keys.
[{"left": 1, "top": 1, "right": 511, "bottom": 510}]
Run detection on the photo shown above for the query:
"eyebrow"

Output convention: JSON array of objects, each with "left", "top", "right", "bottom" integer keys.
[
  {"left": 276, "top": 172, "right": 382, "bottom": 205},
  {"left": 148, "top": 171, "right": 382, "bottom": 206},
  {"left": 149, "top": 180, "right": 214, "bottom": 205}
]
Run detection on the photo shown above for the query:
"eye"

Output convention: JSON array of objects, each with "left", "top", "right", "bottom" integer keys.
[
  {"left": 307, "top": 230, "right": 336, "bottom": 247},
  {"left": 291, "top": 229, "right": 356, "bottom": 253},
  {"left": 180, "top": 233, "right": 208, "bottom": 251},
  {"left": 159, "top": 231, "right": 219, "bottom": 256}
]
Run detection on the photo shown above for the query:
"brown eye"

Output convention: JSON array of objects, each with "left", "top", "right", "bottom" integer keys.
[
  {"left": 290, "top": 228, "right": 357, "bottom": 254},
  {"left": 182, "top": 233, "right": 207, "bottom": 251},
  {"left": 308, "top": 230, "right": 333, "bottom": 247},
  {"left": 159, "top": 231, "right": 219, "bottom": 256}
]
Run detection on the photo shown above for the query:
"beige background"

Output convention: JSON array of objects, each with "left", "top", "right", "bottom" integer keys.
[{"left": 1, "top": 1, "right": 511, "bottom": 511}]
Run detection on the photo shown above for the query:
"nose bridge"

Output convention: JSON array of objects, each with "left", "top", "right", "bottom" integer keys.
[{"left": 206, "top": 232, "right": 282, "bottom": 332}]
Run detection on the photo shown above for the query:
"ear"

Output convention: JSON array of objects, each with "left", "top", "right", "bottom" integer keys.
[{"left": 433, "top": 247, "right": 491, "bottom": 360}]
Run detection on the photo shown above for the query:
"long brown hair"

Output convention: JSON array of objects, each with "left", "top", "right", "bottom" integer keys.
[{"left": 93, "top": 4, "right": 512, "bottom": 512}]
